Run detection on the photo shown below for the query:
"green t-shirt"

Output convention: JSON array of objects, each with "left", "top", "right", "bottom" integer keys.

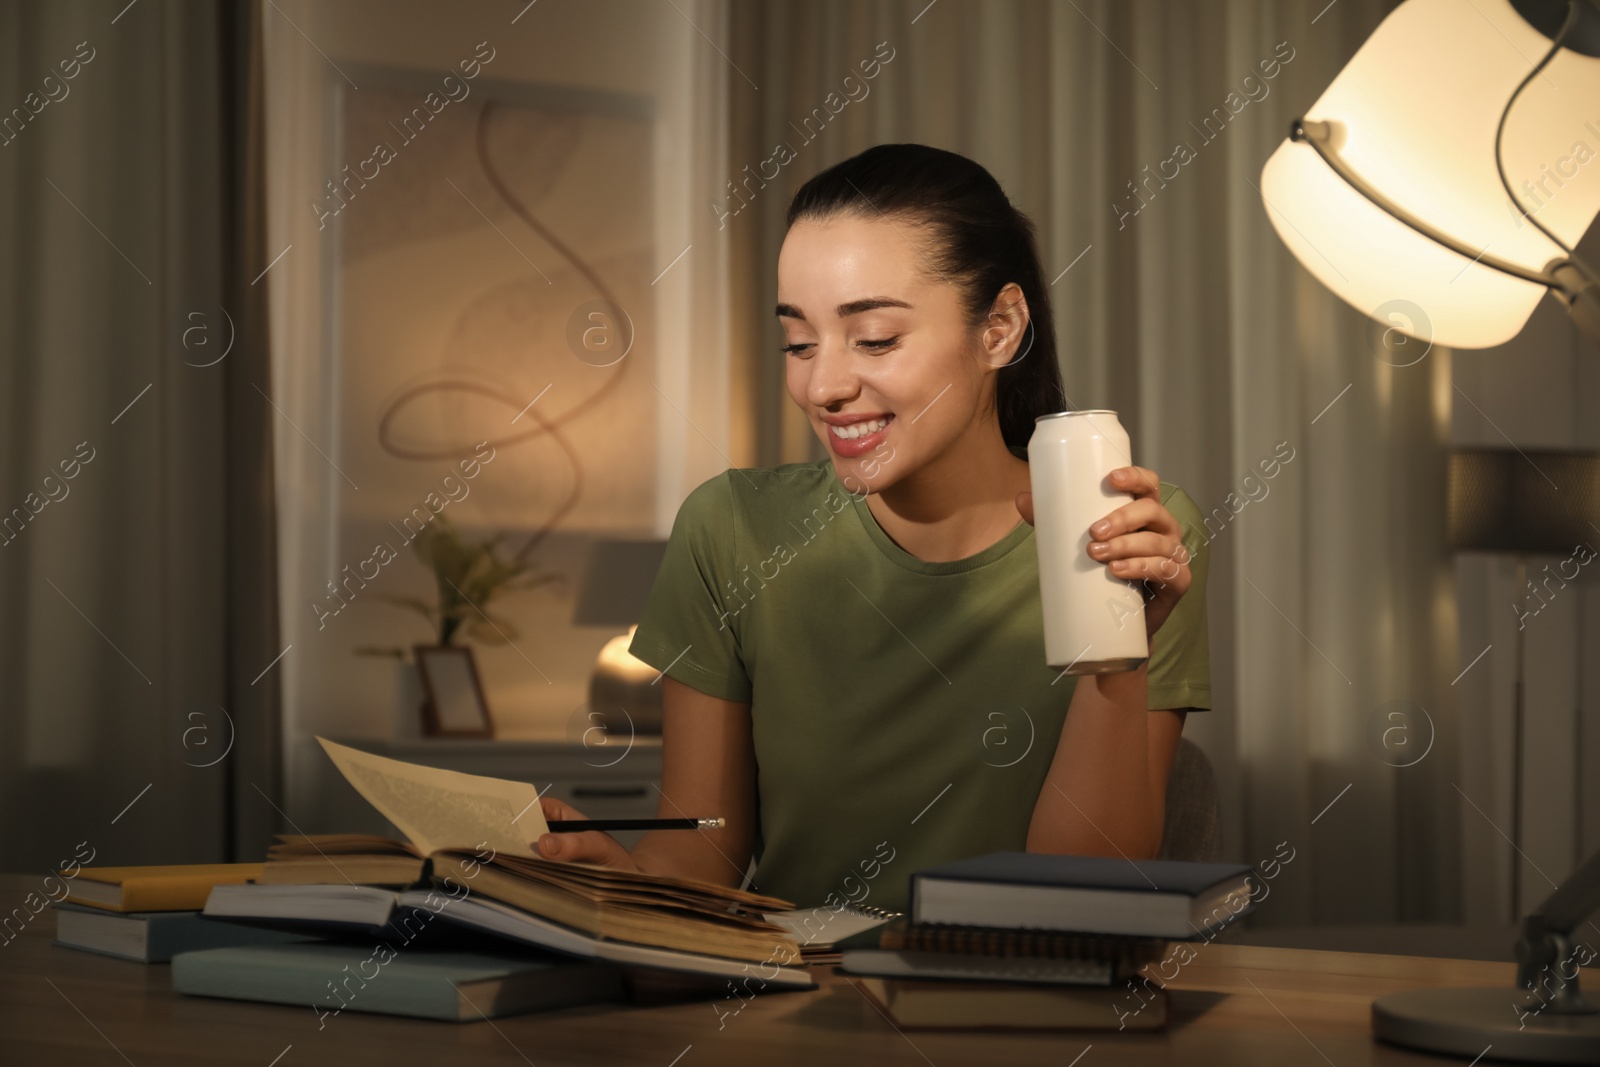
[{"left": 628, "top": 459, "right": 1211, "bottom": 913}]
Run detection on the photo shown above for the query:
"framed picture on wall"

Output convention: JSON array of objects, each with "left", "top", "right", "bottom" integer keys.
[
  {"left": 333, "top": 66, "right": 659, "bottom": 537},
  {"left": 414, "top": 645, "right": 495, "bottom": 738},
  {"left": 326, "top": 66, "right": 660, "bottom": 738}
]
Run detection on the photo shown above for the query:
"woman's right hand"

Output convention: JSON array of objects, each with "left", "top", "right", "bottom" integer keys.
[{"left": 534, "top": 796, "right": 641, "bottom": 872}]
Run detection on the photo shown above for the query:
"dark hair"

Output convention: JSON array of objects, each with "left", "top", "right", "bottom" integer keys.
[{"left": 784, "top": 143, "right": 1066, "bottom": 453}]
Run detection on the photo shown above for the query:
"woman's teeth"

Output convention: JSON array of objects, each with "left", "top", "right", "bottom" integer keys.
[{"left": 831, "top": 417, "right": 889, "bottom": 440}]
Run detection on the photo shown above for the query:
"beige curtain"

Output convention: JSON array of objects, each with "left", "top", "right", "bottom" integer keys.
[
  {"left": 0, "top": 0, "right": 281, "bottom": 871},
  {"left": 728, "top": 0, "right": 1462, "bottom": 926}
]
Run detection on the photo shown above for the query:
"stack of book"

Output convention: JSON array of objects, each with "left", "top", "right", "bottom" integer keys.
[
  {"left": 836, "top": 851, "right": 1257, "bottom": 1031},
  {"left": 49, "top": 738, "right": 1257, "bottom": 1031},
  {"left": 182, "top": 739, "right": 809, "bottom": 1021},
  {"left": 50, "top": 738, "right": 818, "bottom": 1023},
  {"left": 204, "top": 834, "right": 813, "bottom": 986},
  {"left": 52, "top": 862, "right": 312, "bottom": 963}
]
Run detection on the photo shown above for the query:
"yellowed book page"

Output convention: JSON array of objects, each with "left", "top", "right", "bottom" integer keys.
[
  {"left": 480, "top": 851, "right": 794, "bottom": 910},
  {"left": 316, "top": 737, "right": 549, "bottom": 857}
]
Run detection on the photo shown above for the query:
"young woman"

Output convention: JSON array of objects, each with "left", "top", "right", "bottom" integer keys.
[{"left": 536, "top": 143, "right": 1211, "bottom": 915}]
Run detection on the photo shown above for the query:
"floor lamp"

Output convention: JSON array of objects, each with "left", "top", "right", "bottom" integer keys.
[
  {"left": 1257, "top": 0, "right": 1600, "bottom": 1058},
  {"left": 1447, "top": 449, "right": 1600, "bottom": 921}
]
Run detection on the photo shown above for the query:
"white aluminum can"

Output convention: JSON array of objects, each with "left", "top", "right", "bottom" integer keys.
[{"left": 1029, "top": 410, "right": 1149, "bottom": 673}]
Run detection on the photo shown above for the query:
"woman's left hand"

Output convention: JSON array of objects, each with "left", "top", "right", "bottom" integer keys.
[{"left": 1016, "top": 465, "right": 1191, "bottom": 640}]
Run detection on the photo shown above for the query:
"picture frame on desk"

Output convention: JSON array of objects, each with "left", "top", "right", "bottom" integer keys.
[{"left": 413, "top": 645, "right": 495, "bottom": 738}]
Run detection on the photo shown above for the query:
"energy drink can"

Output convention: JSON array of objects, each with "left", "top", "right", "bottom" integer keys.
[{"left": 1028, "top": 410, "right": 1149, "bottom": 674}]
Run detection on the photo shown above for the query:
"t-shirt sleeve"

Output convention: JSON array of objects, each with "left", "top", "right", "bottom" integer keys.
[
  {"left": 1146, "top": 481, "right": 1212, "bottom": 711},
  {"left": 627, "top": 472, "right": 754, "bottom": 703}
]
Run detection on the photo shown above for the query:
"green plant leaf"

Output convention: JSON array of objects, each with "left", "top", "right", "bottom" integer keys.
[{"left": 379, "top": 509, "right": 559, "bottom": 648}]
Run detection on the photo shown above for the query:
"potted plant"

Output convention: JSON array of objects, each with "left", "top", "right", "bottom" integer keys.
[{"left": 357, "top": 513, "right": 559, "bottom": 736}]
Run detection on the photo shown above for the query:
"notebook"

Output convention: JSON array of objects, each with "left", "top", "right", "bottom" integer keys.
[
  {"left": 836, "top": 919, "right": 1168, "bottom": 986},
  {"left": 910, "top": 852, "right": 1255, "bottom": 938},
  {"left": 52, "top": 902, "right": 312, "bottom": 963},
  {"left": 761, "top": 903, "right": 900, "bottom": 962},
  {"left": 171, "top": 942, "right": 623, "bottom": 1022}
]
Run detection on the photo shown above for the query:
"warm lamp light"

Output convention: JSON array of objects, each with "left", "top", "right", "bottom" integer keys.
[
  {"left": 1259, "top": 0, "right": 1600, "bottom": 348},
  {"left": 1262, "top": 3, "right": 1600, "bottom": 1057},
  {"left": 572, "top": 539, "right": 668, "bottom": 736}
]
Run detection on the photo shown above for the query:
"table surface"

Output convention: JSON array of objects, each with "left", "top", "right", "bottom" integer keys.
[{"left": 0, "top": 873, "right": 1576, "bottom": 1066}]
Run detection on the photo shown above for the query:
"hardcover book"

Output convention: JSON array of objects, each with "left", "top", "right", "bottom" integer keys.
[
  {"left": 52, "top": 902, "right": 311, "bottom": 963},
  {"left": 172, "top": 941, "right": 623, "bottom": 1023},
  {"left": 910, "top": 852, "right": 1255, "bottom": 938}
]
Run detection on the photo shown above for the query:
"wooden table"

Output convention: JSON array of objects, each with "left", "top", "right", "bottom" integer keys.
[{"left": 0, "top": 874, "right": 1569, "bottom": 1066}]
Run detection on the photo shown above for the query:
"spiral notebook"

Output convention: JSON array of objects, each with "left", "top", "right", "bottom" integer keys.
[
  {"left": 762, "top": 903, "right": 901, "bottom": 962},
  {"left": 837, "top": 919, "right": 1168, "bottom": 986}
]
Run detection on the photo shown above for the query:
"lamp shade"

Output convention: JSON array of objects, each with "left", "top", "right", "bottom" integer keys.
[
  {"left": 1447, "top": 448, "right": 1600, "bottom": 554},
  {"left": 1259, "top": 0, "right": 1600, "bottom": 348},
  {"left": 571, "top": 538, "right": 668, "bottom": 626}
]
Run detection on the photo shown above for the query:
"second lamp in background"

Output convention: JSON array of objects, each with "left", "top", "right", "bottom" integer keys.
[{"left": 573, "top": 539, "right": 670, "bottom": 736}]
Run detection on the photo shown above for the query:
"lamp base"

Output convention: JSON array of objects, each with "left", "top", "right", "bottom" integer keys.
[{"left": 1372, "top": 987, "right": 1600, "bottom": 1064}]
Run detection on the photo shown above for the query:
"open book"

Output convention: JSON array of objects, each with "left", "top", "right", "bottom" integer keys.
[{"left": 259, "top": 738, "right": 804, "bottom": 972}]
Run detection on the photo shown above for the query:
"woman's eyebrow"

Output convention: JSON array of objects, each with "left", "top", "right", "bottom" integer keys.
[{"left": 775, "top": 296, "right": 913, "bottom": 321}]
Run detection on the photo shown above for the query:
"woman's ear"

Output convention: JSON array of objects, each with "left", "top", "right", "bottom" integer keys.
[{"left": 978, "top": 282, "right": 1030, "bottom": 370}]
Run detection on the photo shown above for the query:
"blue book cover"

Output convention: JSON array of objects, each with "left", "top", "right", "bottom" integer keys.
[
  {"left": 171, "top": 942, "right": 624, "bottom": 1022},
  {"left": 53, "top": 903, "right": 313, "bottom": 963}
]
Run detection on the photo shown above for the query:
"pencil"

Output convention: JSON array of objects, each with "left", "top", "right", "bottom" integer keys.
[{"left": 544, "top": 817, "right": 725, "bottom": 832}]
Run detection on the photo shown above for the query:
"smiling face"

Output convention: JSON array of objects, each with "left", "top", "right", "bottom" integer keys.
[{"left": 777, "top": 213, "right": 1019, "bottom": 496}]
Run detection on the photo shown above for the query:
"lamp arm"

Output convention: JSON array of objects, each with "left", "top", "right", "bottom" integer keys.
[
  {"left": 1289, "top": 118, "right": 1556, "bottom": 289},
  {"left": 1495, "top": 0, "right": 1600, "bottom": 321},
  {"left": 1548, "top": 259, "right": 1600, "bottom": 344},
  {"left": 1532, "top": 847, "right": 1600, "bottom": 944},
  {"left": 1496, "top": 0, "right": 1584, "bottom": 258},
  {"left": 1513, "top": 846, "right": 1600, "bottom": 1013}
]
